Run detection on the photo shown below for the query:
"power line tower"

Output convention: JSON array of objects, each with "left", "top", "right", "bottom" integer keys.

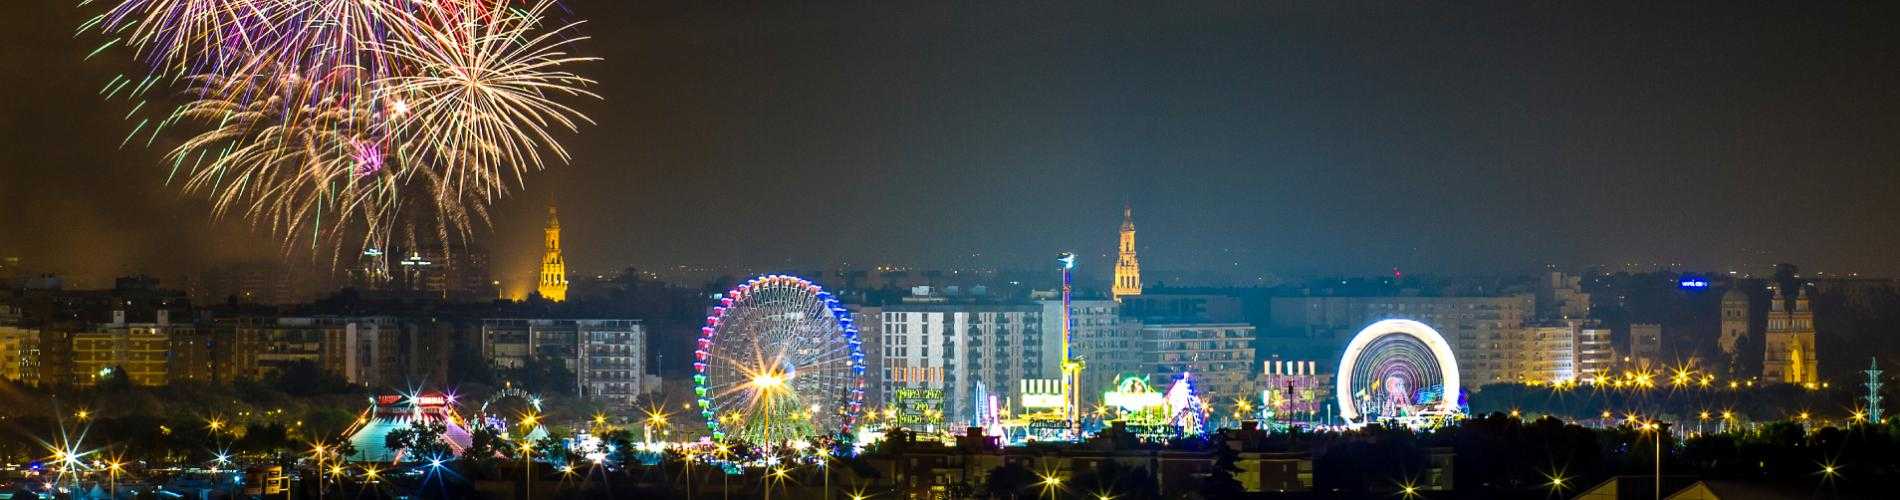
[{"left": 1866, "top": 357, "right": 1885, "bottom": 424}]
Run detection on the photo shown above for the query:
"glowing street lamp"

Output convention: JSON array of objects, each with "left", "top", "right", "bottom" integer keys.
[
  {"left": 107, "top": 461, "right": 122, "bottom": 498},
  {"left": 312, "top": 443, "right": 329, "bottom": 500},
  {"left": 1640, "top": 420, "right": 1665, "bottom": 500},
  {"left": 1039, "top": 473, "right": 1064, "bottom": 500}
]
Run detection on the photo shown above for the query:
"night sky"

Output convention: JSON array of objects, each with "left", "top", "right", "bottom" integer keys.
[{"left": 3, "top": 1, "right": 1897, "bottom": 287}]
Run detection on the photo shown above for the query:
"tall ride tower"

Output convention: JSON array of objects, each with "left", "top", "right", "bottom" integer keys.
[
  {"left": 1112, "top": 204, "right": 1142, "bottom": 301},
  {"left": 538, "top": 206, "right": 569, "bottom": 302},
  {"left": 1058, "top": 252, "right": 1085, "bottom": 436}
]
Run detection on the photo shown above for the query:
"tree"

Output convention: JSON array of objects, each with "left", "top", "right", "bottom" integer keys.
[
  {"left": 466, "top": 424, "right": 515, "bottom": 463},
  {"left": 502, "top": 355, "right": 577, "bottom": 397},
  {"left": 235, "top": 422, "right": 293, "bottom": 457},
  {"left": 984, "top": 462, "right": 1036, "bottom": 499},
  {"left": 1071, "top": 460, "right": 1160, "bottom": 500},
  {"left": 600, "top": 429, "right": 636, "bottom": 468},
  {"left": 385, "top": 421, "right": 452, "bottom": 462},
  {"left": 268, "top": 360, "right": 353, "bottom": 396},
  {"left": 1198, "top": 441, "right": 1246, "bottom": 499},
  {"left": 97, "top": 365, "right": 135, "bottom": 392}
]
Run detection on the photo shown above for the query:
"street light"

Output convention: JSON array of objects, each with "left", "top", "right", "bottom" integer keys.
[
  {"left": 818, "top": 447, "right": 833, "bottom": 500},
  {"left": 313, "top": 443, "right": 328, "bottom": 500},
  {"left": 1642, "top": 421, "right": 1664, "bottom": 500},
  {"left": 520, "top": 441, "right": 536, "bottom": 500},
  {"left": 106, "top": 461, "right": 121, "bottom": 500},
  {"left": 1039, "top": 474, "right": 1064, "bottom": 500}
]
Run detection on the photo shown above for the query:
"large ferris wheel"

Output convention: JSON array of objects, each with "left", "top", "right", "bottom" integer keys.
[
  {"left": 694, "top": 275, "right": 866, "bottom": 444},
  {"left": 1336, "top": 319, "right": 1462, "bottom": 425}
]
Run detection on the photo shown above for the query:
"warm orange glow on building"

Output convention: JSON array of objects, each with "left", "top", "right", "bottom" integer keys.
[{"left": 538, "top": 206, "right": 569, "bottom": 302}]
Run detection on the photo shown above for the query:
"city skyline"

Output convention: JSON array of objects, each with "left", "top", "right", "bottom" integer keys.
[{"left": 5, "top": 2, "right": 1900, "bottom": 499}]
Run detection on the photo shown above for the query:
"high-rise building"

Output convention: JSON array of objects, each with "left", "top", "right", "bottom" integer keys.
[
  {"left": 1534, "top": 272, "right": 1591, "bottom": 320},
  {"left": 1718, "top": 287, "right": 1751, "bottom": 370},
  {"left": 0, "top": 325, "right": 36, "bottom": 383},
  {"left": 1112, "top": 205, "right": 1143, "bottom": 301},
  {"left": 72, "top": 323, "right": 174, "bottom": 386},
  {"left": 1762, "top": 287, "right": 1819, "bottom": 385},
  {"left": 1141, "top": 322, "right": 1256, "bottom": 401},
  {"left": 1575, "top": 324, "right": 1613, "bottom": 382},
  {"left": 1508, "top": 324, "right": 1579, "bottom": 384},
  {"left": 481, "top": 319, "right": 646, "bottom": 405},
  {"left": 1629, "top": 323, "right": 1663, "bottom": 367},
  {"left": 225, "top": 317, "right": 456, "bottom": 387},
  {"left": 879, "top": 300, "right": 1049, "bottom": 422},
  {"left": 538, "top": 206, "right": 569, "bottom": 302}
]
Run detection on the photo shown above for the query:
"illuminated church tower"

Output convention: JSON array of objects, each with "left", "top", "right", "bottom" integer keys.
[
  {"left": 1112, "top": 204, "right": 1142, "bottom": 301},
  {"left": 1763, "top": 287, "right": 1818, "bottom": 385},
  {"left": 537, "top": 206, "right": 568, "bottom": 302}
]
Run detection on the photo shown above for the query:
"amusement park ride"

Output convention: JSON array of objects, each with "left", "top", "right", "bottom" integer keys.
[
  {"left": 1017, "top": 253, "right": 1089, "bottom": 440},
  {"left": 331, "top": 257, "right": 1472, "bottom": 475}
]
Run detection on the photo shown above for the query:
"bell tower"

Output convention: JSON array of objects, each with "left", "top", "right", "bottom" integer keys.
[
  {"left": 1112, "top": 204, "right": 1142, "bottom": 301},
  {"left": 538, "top": 206, "right": 568, "bottom": 302}
]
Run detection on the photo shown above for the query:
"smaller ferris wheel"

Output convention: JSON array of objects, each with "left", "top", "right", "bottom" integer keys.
[
  {"left": 1336, "top": 319, "right": 1462, "bottom": 425},
  {"left": 476, "top": 387, "right": 549, "bottom": 443},
  {"left": 694, "top": 275, "right": 866, "bottom": 443}
]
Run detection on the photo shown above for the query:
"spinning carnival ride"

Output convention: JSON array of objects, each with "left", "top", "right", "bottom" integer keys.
[
  {"left": 1336, "top": 319, "right": 1463, "bottom": 426},
  {"left": 1101, "top": 373, "right": 1209, "bottom": 440},
  {"left": 475, "top": 387, "right": 549, "bottom": 443},
  {"left": 695, "top": 275, "right": 867, "bottom": 444}
]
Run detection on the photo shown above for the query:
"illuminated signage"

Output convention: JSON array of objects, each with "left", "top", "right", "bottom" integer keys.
[
  {"left": 1678, "top": 276, "right": 1710, "bottom": 289},
  {"left": 1019, "top": 379, "right": 1065, "bottom": 409}
]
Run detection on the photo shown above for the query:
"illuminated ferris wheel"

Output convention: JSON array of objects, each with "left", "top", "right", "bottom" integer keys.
[
  {"left": 694, "top": 275, "right": 866, "bottom": 444},
  {"left": 1336, "top": 319, "right": 1462, "bottom": 425}
]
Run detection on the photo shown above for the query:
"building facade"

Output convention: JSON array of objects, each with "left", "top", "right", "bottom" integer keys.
[
  {"left": 71, "top": 320, "right": 175, "bottom": 386},
  {"left": 1040, "top": 298, "right": 1139, "bottom": 407},
  {"left": 1141, "top": 322, "right": 1256, "bottom": 401},
  {"left": 1762, "top": 288, "right": 1819, "bottom": 385},
  {"left": 1268, "top": 294, "right": 1536, "bottom": 386},
  {"left": 878, "top": 300, "right": 1050, "bottom": 422},
  {"left": 481, "top": 319, "right": 646, "bottom": 405},
  {"left": 1628, "top": 323, "right": 1663, "bottom": 367},
  {"left": 0, "top": 325, "right": 36, "bottom": 383},
  {"left": 1575, "top": 323, "right": 1613, "bottom": 382}
]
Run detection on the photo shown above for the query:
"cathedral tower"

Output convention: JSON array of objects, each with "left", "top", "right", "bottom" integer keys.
[
  {"left": 1763, "top": 287, "right": 1818, "bottom": 385},
  {"left": 538, "top": 206, "right": 569, "bottom": 302},
  {"left": 1112, "top": 204, "right": 1142, "bottom": 301}
]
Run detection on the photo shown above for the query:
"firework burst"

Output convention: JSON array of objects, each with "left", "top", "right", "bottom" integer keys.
[
  {"left": 86, "top": 0, "right": 597, "bottom": 264},
  {"left": 377, "top": 0, "right": 600, "bottom": 201}
]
